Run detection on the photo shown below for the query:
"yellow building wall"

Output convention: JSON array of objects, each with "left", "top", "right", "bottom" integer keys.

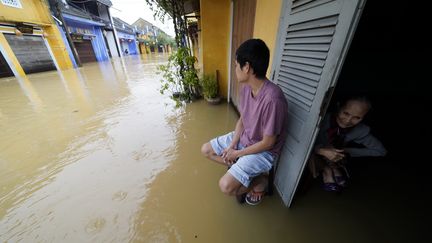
[
  {"left": 44, "top": 25, "right": 73, "bottom": 70},
  {"left": 200, "top": 0, "right": 231, "bottom": 98},
  {"left": 253, "top": 0, "right": 282, "bottom": 78},
  {"left": 0, "top": 0, "right": 73, "bottom": 71},
  {"left": 0, "top": 0, "right": 52, "bottom": 25},
  {"left": 139, "top": 44, "right": 147, "bottom": 54}
]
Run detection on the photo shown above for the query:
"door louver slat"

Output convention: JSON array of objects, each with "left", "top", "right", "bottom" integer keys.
[
  {"left": 286, "top": 15, "right": 338, "bottom": 32},
  {"left": 279, "top": 81, "right": 315, "bottom": 100},
  {"left": 286, "top": 27, "right": 335, "bottom": 39},
  {"left": 282, "top": 56, "right": 326, "bottom": 67},
  {"left": 284, "top": 43, "right": 330, "bottom": 52},
  {"left": 292, "top": 0, "right": 335, "bottom": 13},
  {"left": 278, "top": 73, "right": 317, "bottom": 94},
  {"left": 279, "top": 66, "right": 321, "bottom": 82},
  {"left": 278, "top": 83, "right": 312, "bottom": 111},
  {"left": 281, "top": 60, "right": 323, "bottom": 74},
  {"left": 277, "top": 14, "right": 338, "bottom": 112},
  {"left": 283, "top": 50, "right": 328, "bottom": 59},
  {"left": 279, "top": 71, "right": 319, "bottom": 88},
  {"left": 285, "top": 36, "right": 333, "bottom": 44},
  {"left": 292, "top": 0, "right": 315, "bottom": 9}
]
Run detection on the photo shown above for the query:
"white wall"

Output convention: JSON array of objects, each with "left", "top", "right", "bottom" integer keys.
[{"left": 106, "top": 31, "right": 119, "bottom": 57}]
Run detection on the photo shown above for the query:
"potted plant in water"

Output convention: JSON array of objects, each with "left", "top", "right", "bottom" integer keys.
[
  {"left": 157, "top": 47, "right": 201, "bottom": 107},
  {"left": 200, "top": 73, "right": 221, "bottom": 105}
]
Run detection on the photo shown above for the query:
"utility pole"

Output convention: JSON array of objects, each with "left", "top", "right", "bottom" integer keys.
[
  {"left": 107, "top": 8, "right": 122, "bottom": 57},
  {"left": 54, "top": 2, "right": 82, "bottom": 67}
]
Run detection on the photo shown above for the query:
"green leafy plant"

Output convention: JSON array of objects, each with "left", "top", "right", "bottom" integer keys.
[
  {"left": 157, "top": 47, "right": 201, "bottom": 106},
  {"left": 200, "top": 74, "right": 219, "bottom": 99}
]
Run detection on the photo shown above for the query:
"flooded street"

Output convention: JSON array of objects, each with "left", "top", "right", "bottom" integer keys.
[
  {"left": 0, "top": 54, "right": 425, "bottom": 243},
  {"left": 0, "top": 54, "right": 185, "bottom": 242}
]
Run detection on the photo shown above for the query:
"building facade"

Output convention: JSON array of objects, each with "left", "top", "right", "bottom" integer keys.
[
  {"left": 0, "top": 0, "right": 74, "bottom": 77},
  {"left": 113, "top": 17, "right": 138, "bottom": 56},
  {"left": 60, "top": 0, "right": 121, "bottom": 58},
  {"left": 132, "top": 18, "right": 154, "bottom": 54},
  {"left": 58, "top": 3, "right": 110, "bottom": 64}
]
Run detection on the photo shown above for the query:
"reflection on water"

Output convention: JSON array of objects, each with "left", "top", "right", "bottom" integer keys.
[
  {"left": 0, "top": 54, "right": 424, "bottom": 243},
  {"left": 0, "top": 54, "right": 180, "bottom": 242}
]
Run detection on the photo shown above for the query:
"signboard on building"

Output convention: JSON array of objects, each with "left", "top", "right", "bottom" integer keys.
[
  {"left": 1, "top": 0, "right": 22, "bottom": 9},
  {"left": 71, "top": 34, "right": 84, "bottom": 42}
]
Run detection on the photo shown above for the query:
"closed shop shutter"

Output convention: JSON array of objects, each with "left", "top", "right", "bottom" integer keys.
[
  {"left": 0, "top": 51, "right": 13, "bottom": 78},
  {"left": 74, "top": 39, "right": 97, "bottom": 63},
  {"left": 271, "top": 0, "right": 365, "bottom": 206},
  {"left": 4, "top": 34, "right": 56, "bottom": 74}
]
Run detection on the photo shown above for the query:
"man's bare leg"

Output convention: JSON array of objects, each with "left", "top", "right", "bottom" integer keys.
[
  {"left": 201, "top": 142, "right": 231, "bottom": 166},
  {"left": 218, "top": 172, "right": 248, "bottom": 196}
]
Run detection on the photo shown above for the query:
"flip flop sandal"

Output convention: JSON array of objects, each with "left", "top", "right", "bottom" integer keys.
[
  {"left": 331, "top": 168, "right": 347, "bottom": 188},
  {"left": 334, "top": 176, "right": 347, "bottom": 187},
  {"left": 321, "top": 182, "right": 341, "bottom": 192},
  {"left": 245, "top": 190, "right": 266, "bottom": 206}
]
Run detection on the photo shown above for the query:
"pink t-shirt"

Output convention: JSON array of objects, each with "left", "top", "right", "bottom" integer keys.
[{"left": 239, "top": 80, "right": 288, "bottom": 156}]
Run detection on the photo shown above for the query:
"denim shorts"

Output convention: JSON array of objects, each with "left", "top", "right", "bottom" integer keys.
[{"left": 210, "top": 132, "right": 274, "bottom": 188}]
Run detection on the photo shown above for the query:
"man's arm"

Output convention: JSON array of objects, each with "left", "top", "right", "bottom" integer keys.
[
  {"left": 221, "top": 118, "right": 243, "bottom": 164},
  {"left": 228, "top": 117, "right": 244, "bottom": 149}
]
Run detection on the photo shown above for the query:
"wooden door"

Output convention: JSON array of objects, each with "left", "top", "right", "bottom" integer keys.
[
  {"left": 229, "top": 0, "right": 256, "bottom": 109},
  {"left": 74, "top": 39, "right": 97, "bottom": 63}
]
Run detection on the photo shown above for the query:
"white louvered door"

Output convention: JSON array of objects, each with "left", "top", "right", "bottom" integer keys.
[{"left": 271, "top": 0, "right": 366, "bottom": 206}]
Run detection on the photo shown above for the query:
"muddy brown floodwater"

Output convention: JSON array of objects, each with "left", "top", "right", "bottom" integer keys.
[{"left": 0, "top": 54, "right": 424, "bottom": 243}]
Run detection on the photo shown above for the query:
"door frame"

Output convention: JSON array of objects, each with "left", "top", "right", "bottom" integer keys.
[{"left": 228, "top": 0, "right": 257, "bottom": 109}]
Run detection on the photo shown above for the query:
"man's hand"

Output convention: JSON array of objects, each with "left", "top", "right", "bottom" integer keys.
[{"left": 221, "top": 147, "right": 240, "bottom": 165}]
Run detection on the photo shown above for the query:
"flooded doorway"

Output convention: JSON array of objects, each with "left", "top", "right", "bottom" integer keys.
[
  {"left": 296, "top": 2, "right": 430, "bottom": 239},
  {"left": 0, "top": 51, "right": 13, "bottom": 78}
]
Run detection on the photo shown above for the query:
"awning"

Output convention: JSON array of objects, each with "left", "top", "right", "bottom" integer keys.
[{"left": 63, "top": 14, "right": 105, "bottom": 27}]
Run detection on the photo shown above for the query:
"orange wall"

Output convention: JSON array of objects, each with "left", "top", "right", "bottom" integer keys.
[
  {"left": 200, "top": 0, "right": 231, "bottom": 98},
  {"left": 253, "top": 0, "right": 283, "bottom": 78}
]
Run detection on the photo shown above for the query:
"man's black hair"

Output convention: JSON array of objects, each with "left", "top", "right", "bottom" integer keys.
[{"left": 235, "top": 39, "right": 270, "bottom": 79}]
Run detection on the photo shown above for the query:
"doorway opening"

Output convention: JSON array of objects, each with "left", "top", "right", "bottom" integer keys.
[
  {"left": 0, "top": 51, "right": 13, "bottom": 78},
  {"left": 296, "top": 0, "right": 430, "bottom": 204}
]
